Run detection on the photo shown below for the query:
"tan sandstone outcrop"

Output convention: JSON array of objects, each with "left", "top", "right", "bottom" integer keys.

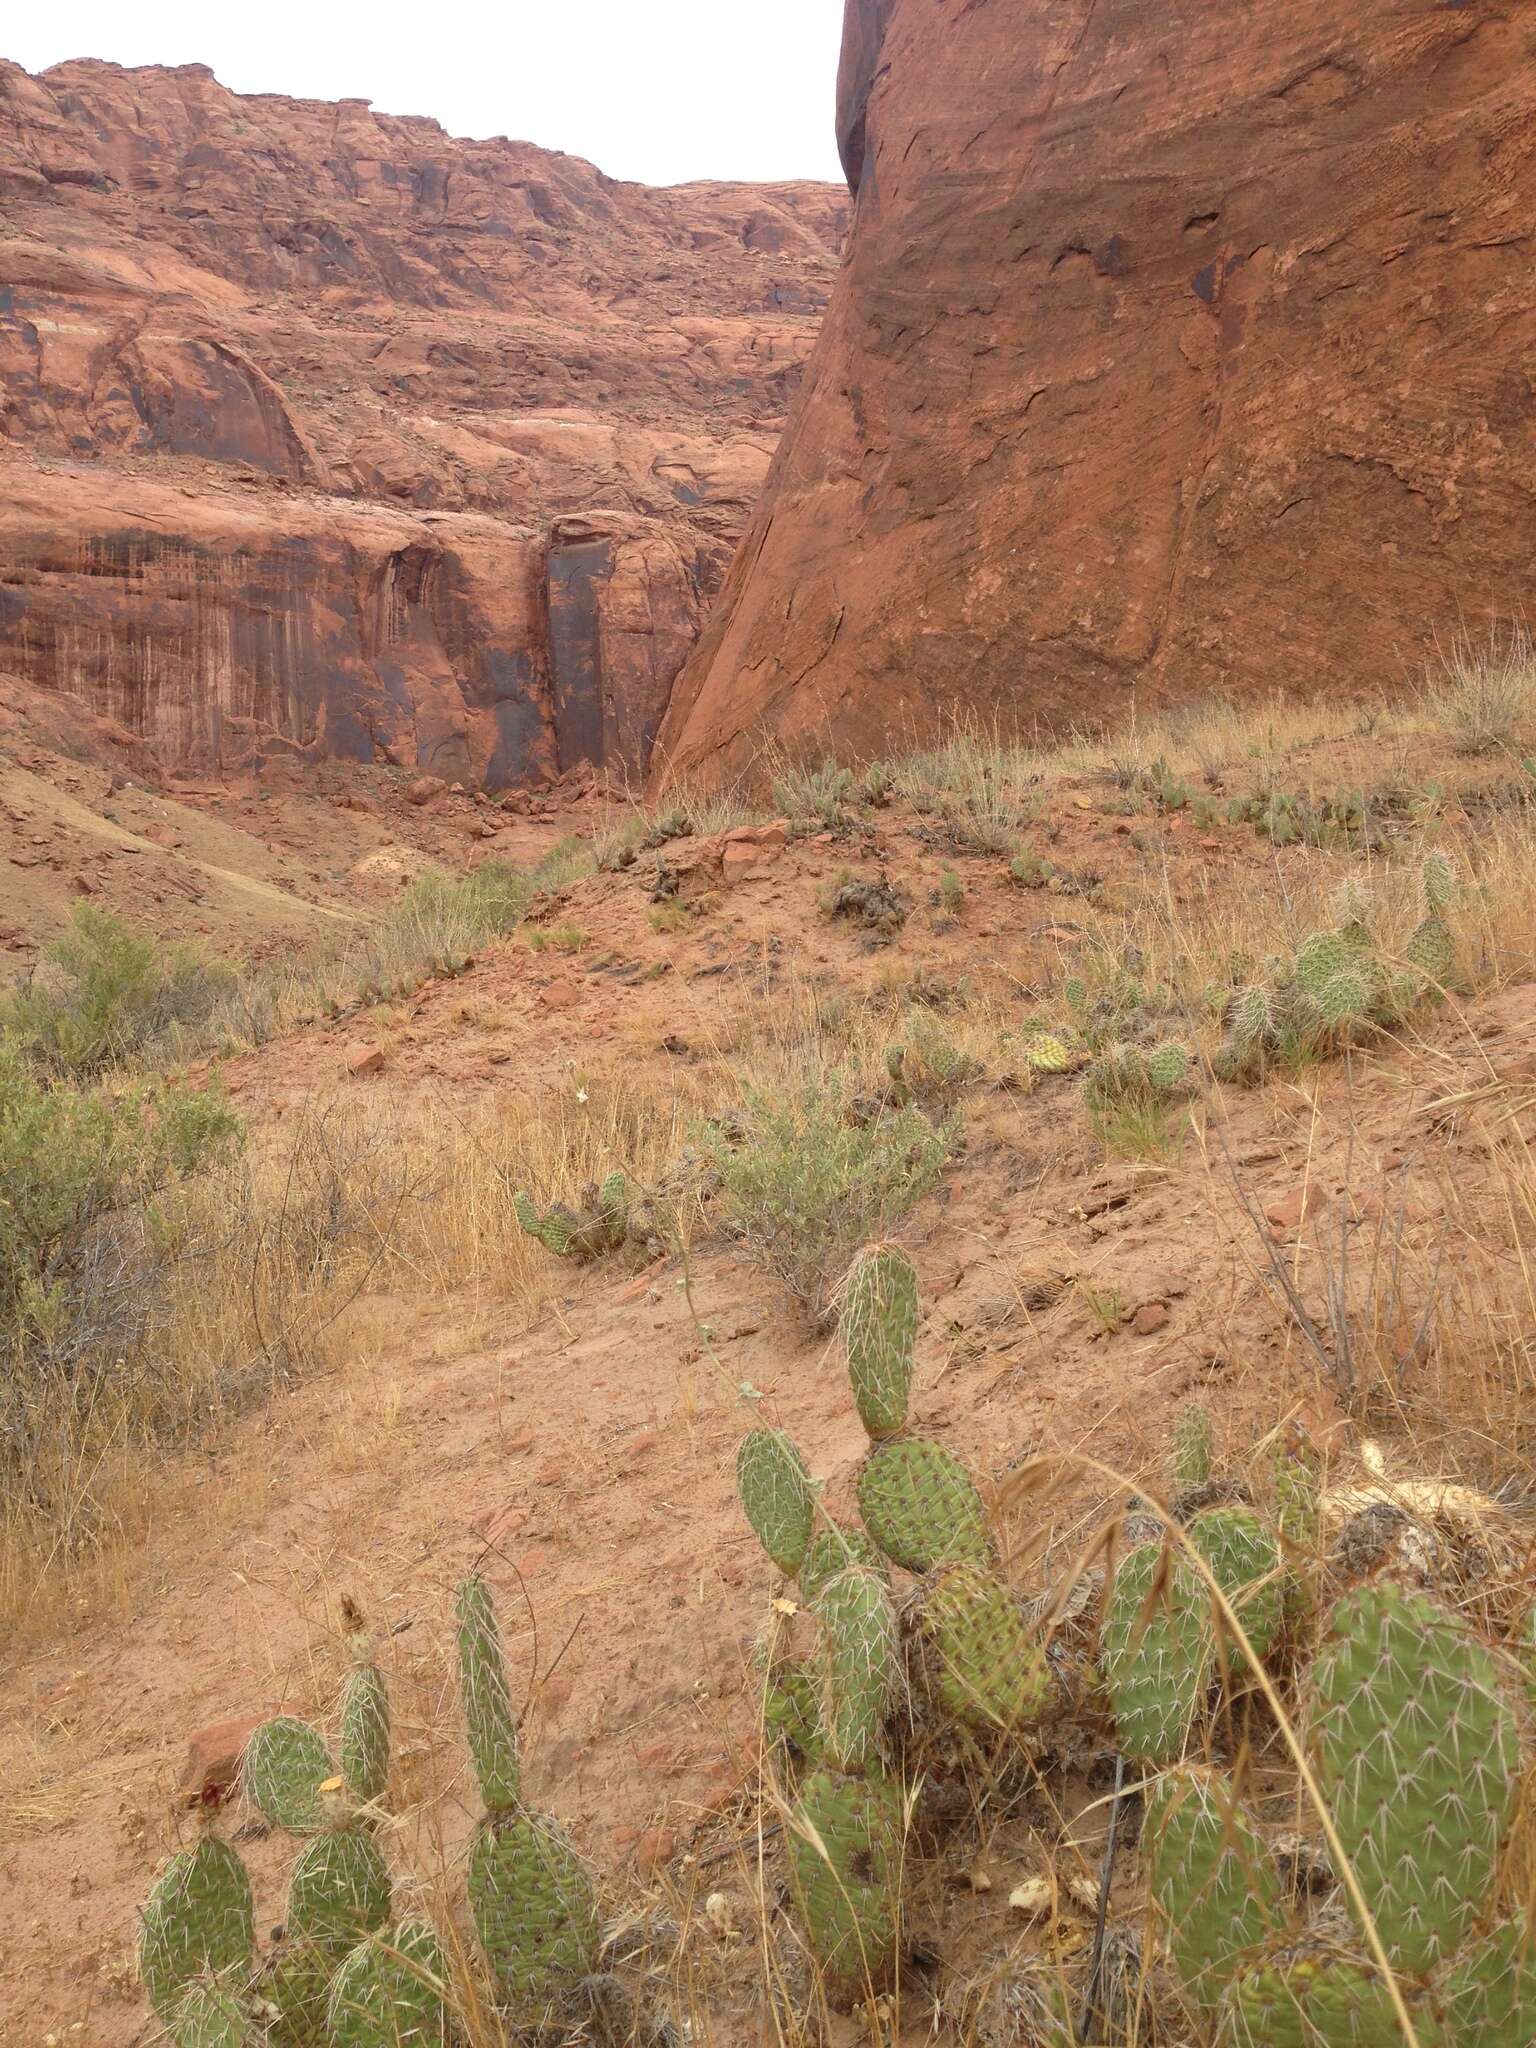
[
  {"left": 658, "top": 0, "right": 1536, "bottom": 779},
  {"left": 0, "top": 60, "right": 845, "bottom": 784}
]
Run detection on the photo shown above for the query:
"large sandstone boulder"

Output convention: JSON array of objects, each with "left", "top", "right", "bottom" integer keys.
[
  {"left": 658, "top": 0, "right": 1536, "bottom": 779},
  {"left": 0, "top": 59, "right": 846, "bottom": 786}
]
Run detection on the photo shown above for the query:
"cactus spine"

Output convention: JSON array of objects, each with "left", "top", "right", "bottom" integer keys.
[{"left": 839, "top": 1243, "right": 918, "bottom": 1441}]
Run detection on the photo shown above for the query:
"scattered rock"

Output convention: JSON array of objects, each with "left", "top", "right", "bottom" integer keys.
[
  {"left": 539, "top": 980, "right": 581, "bottom": 1012},
  {"left": 1265, "top": 1185, "right": 1329, "bottom": 1233},
  {"left": 179, "top": 1716, "right": 265, "bottom": 1807},
  {"left": 1129, "top": 1301, "right": 1169, "bottom": 1336},
  {"left": 346, "top": 1043, "right": 386, "bottom": 1076},
  {"left": 404, "top": 777, "right": 447, "bottom": 807}
]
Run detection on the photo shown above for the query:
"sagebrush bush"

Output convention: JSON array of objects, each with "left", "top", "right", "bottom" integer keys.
[
  {"left": 701, "top": 1072, "right": 956, "bottom": 1324},
  {"left": 2, "top": 903, "right": 237, "bottom": 1076}
]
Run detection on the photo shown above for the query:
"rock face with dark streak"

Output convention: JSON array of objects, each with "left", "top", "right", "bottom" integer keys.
[
  {"left": 0, "top": 60, "right": 845, "bottom": 785},
  {"left": 658, "top": 1, "right": 1536, "bottom": 780}
]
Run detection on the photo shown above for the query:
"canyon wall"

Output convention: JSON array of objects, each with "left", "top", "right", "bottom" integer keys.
[
  {"left": 0, "top": 60, "right": 845, "bottom": 784},
  {"left": 658, "top": 0, "right": 1536, "bottom": 778}
]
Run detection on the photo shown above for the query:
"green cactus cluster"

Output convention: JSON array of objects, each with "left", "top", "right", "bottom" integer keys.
[
  {"left": 1081, "top": 1036, "right": 1192, "bottom": 1116},
  {"left": 1135, "top": 1578, "right": 1532, "bottom": 2047},
  {"left": 1212, "top": 858, "right": 1458, "bottom": 1084},
  {"left": 734, "top": 1243, "right": 1055, "bottom": 1987},
  {"left": 513, "top": 1169, "right": 635, "bottom": 1261}
]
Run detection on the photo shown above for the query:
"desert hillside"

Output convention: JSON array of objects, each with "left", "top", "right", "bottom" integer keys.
[{"left": 0, "top": 59, "right": 845, "bottom": 787}]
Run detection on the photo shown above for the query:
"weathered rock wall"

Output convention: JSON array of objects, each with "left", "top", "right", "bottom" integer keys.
[
  {"left": 658, "top": 0, "right": 1536, "bottom": 779},
  {"left": 0, "top": 59, "right": 846, "bottom": 784}
]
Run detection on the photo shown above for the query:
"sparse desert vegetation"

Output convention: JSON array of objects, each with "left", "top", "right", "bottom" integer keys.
[{"left": 5, "top": 649, "right": 1536, "bottom": 2045}]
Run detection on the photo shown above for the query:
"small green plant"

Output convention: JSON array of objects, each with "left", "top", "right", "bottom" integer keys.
[
  {"left": 512, "top": 1170, "right": 642, "bottom": 1263},
  {"left": 937, "top": 865, "right": 964, "bottom": 916},
  {"left": 772, "top": 758, "right": 855, "bottom": 831},
  {"left": 700, "top": 1074, "right": 956, "bottom": 1324},
  {"left": 523, "top": 922, "right": 591, "bottom": 956}
]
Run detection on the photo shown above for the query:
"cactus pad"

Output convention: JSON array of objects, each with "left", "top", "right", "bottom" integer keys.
[
  {"left": 814, "top": 1565, "right": 898, "bottom": 1773},
  {"left": 1222, "top": 1946, "right": 1407, "bottom": 2048},
  {"left": 1188, "top": 1505, "right": 1284, "bottom": 1672},
  {"left": 1023, "top": 1032, "right": 1076, "bottom": 1075},
  {"left": 1145, "top": 1042, "right": 1190, "bottom": 1092},
  {"left": 736, "top": 1428, "right": 815, "bottom": 1575},
  {"left": 1439, "top": 1918, "right": 1536, "bottom": 2048},
  {"left": 840, "top": 1244, "right": 918, "bottom": 1441},
  {"left": 512, "top": 1191, "right": 543, "bottom": 1241},
  {"left": 466, "top": 1812, "right": 600, "bottom": 2007},
  {"left": 171, "top": 1983, "right": 251, "bottom": 2048},
  {"left": 1144, "top": 1768, "right": 1282, "bottom": 2001},
  {"left": 1099, "top": 1541, "right": 1210, "bottom": 1765},
  {"left": 140, "top": 1839, "right": 256, "bottom": 2023},
  {"left": 339, "top": 1667, "right": 391, "bottom": 1808},
  {"left": 286, "top": 1828, "right": 392, "bottom": 1958},
  {"left": 799, "top": 1524, "right": 880, "bottom": 1606},
  {"left": 763, "top": 1664, "right": 822, "bottom": 1759},
  {"left": 1171, "top": 1403, "right": 1213, "bottom": 1492},
  {"left": 256, "top": 1945, "right": 334, "bottom": 2048},
  {"left": 857, "top": 1438, "right": 991, "bottom": 1573},
  {"left": 244, "top": 1718, "right": 333, "bottom": 1836},
  {"left": 1295, "top": 931, "right": 1354, "bottom": 996},
  {"left": 455, "top": 1573, "right": 521, "bottom": 1813},
  {"left": 1405, "top": 913, "right": 1454, "bottom": 989},
  {"left": 326, "top": 1920, "right": 446, "bottom": 2048},
  {"left": 918, "top": 1564, "right": 1052, "bottom": 1733},
  {"left": 1310, "top": 1583, "right": 1519, "bottom": 1975},
  {"left": 789, "top": 1767, "right": 904, "bottom": 1987}
]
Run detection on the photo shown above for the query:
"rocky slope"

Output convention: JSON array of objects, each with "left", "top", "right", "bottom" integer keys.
[
  {"left": 659, "top": 0, "right": 1536, "bottom": 777},
  {"left": 0, "top": 60, "right": 845, "bottom": 786}
]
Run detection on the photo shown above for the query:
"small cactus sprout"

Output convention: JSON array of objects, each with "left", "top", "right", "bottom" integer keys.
[
  {"left": 286, "top": 1807, "right": 392, "bottom": 1958},
  {"left": 799, "top": 1523, "right": 881, "bottom": 1606},
  {"left": 171, "top": 1982, "right": 251, "bottom": 2048},
  {"left": 244, "top": 1716, "right": 333, "bottom": 1835},
  {"left": 466, "top": 1811, "right": 600, "bottom": 2008},
  {"left": 1170, "top": 1402, "right": 1214, "bottom": 1492},
  {"left": 326, "top": 1919, "right": 447, "bottom": 2048},
  {"left": 737, "top": 1427, "right": 816, "bottom": 1576},
  {"left": 789, "top": 1767, "right": 905, "bottom": 1988},
  {"left": 917, "top": 1564, "right": 1052, "bottom": 1734},
  {"left": 1144, "top": 1767, "right": 1282, "bottom": 2002},
  {"left": 1310, "top": 1584, "right": 1520, "bottom": 1974},
  {"left": 857, "top": 1437, "right": 991, "bottom": 1573},
  {"left": 140, "top": 1835, "right": 256, "bottom": 2024},
  {"left": 1188, "top": 1505, "right": 1285, "bottom": 1673},
  {"left": 455, "top": 1573, "right": 521, "bottom": 1814},
  {"left": 840, "top": 1242, "right": 919, "bottom": 1441},
  {"left": 339, "top": 1666, "right": 391, "bottom": 1809},
  {"left": 814, "top": 1565, "right": 899, "bottom": 1773},
  {"left": 1099, "top": 1540, "right": 1211, "bottom": 1766},
  {"left": 1023, "top": 1030, "right": 1076, "bottom": 1075}
]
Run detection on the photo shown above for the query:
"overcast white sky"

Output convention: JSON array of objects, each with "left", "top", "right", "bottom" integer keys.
[{"left": 9, "top": 2, "right": 847, "bottom": 189}]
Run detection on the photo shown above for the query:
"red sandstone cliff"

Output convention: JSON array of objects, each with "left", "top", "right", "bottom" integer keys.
[
  {"left": 658, "top": 0, "right": 1536, "bottom": 778},
  {"left": 0, "top": 60, "right": 845, "bottom": 785}
]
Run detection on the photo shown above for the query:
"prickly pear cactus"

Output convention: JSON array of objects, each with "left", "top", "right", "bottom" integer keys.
[
  {"left": 538, "top": 1204, "right": 580, "bottom": 1258},
  {"left": 1098, "top": 1540, "right": 1210, "bottom": 1766},
  {"left": 737, "top": 1427, "right": 815, "bottom": 1576},
  {"left": 840, "top": 1243, "right": 918, "bottom": 1441},
  {"left": 1145, "top": 1041, "right": 1190, "bottom": 1092},
  {"left": 339, "top": 1667, "right": 391, "bottom": 1809},
  {"left": 1295, "top": 930, "right": 1354, "bottom": 998},
  {"left": 455, "top": 1573, "right": 521, "bottom": 1813},
  {"left": 799, "top": 1523, "right": 880, "bottom": 1606},
  {"left": 326, "top": 1919, "right": 447, "bottom": 2048},
  {"left": 763, "top": 1664, "right": 822, "bottom": 1760},
  {"left": 466, "top": 1812, "right": 600, "bottom": 2007},
  {"left": 1023, "top": 1031, "right": 1076, "bottom": 1075},
  {"left": 1188, "top": 1505, "right": 1285, "bottom": 1671},
  {"left": 1310, "top": 1584, "right": 1519, "bottom": 1975},
  {"left": 597, "top": 1169, "right": 629, "bottom": 1239},
  {"left": 1439, "top": 1917, "right": 1536, "bottom": 2048},
  {"left": 1171, "top": 1403, "right": 1214, "bottom": 1492},
  {"left": 1405, "top": 912, "right": 1455, "bottom": 990},
  {"left": 286, "top": 1826, "right": 392, "bottom": 1959},
  {"left": 512, "top": 1190, "right": 544, "bottom": 1243},
  {"left": 1144, "top": 1767, "right": 1283, "bottom": 2002},
  {"left": 857, "top": 1437, "right": 991, "bottom": 1573},
  {"left": 788, "top": 1767, "right": 904, "bottom": 1987},
  {"left": 171, "top": 1982, "right": 251, "bottom": 2048},
  {"left": 140, "top": 1838, "right": 256, "bottom": 2025},
  {"left": 814, "top": 1565, "right": 898, "bottom": 1773},
  {"left": 244, "top": 1717, "right": 333, "bottom": 1835},
  {"left": 917, "top": 1564, "right": 1052, "bottom": 1734},
  {"left": 1222, "top": 1943, "right": 1408, "bottom": 2048}
]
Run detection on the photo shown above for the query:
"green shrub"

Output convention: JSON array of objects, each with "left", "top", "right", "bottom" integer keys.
[
  {"left": 701, "top": 1074, "right": 957, "bottom": 1324},
  {"left": 0, "top": 1042, "right": 241, "bottom": 1368},
  {"left": 1, "top": 905, "right": 237, "bottom": 1076}
]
